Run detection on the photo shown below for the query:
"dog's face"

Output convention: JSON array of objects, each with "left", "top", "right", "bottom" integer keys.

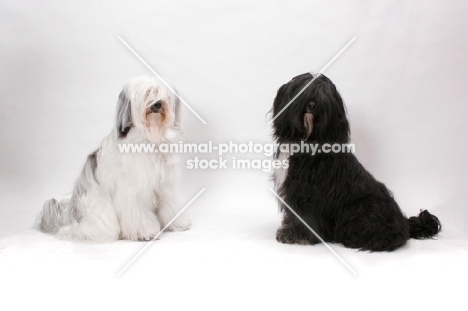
[
  {"left": 116, "top": 77, "right": 180, "bottom": 142},
  {"left": 272, "top": 73, "right": 349, "bottom": 143}
]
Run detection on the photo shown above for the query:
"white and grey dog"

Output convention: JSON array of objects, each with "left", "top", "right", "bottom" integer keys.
[{"left": 40, "top": 76, "right": 191, "bottom": 241}]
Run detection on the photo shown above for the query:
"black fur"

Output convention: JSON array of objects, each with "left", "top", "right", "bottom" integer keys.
[{"left": 272, "top": 73, "right": 441, "bottom": 251}]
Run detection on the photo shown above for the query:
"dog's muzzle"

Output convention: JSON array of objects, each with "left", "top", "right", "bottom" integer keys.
[{"left": 148, "top": 101, "right": 162, "bottom": 114}]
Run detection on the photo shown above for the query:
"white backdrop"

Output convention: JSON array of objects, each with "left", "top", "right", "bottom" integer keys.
[
  {"left": 1, "top": 0, "right": 466, "bottom": 232},
  {"left": 1, "top": 1, "right": 467, "bottom": 309}
]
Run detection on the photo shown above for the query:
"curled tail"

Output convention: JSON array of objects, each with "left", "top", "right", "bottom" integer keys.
[
  {"left": 40, "top": 198, "right": 68, "bottom": 233},
  {"left": 408, "top": 210, "right": 441, "bottom": 239}
]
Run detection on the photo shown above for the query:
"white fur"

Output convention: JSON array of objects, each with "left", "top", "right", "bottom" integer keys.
[
  {"left": 273, "top": 150, "right": 289, "bottom": 192},
  {"left": 40, "top": 77, "right": 190, "bottom": 242}
]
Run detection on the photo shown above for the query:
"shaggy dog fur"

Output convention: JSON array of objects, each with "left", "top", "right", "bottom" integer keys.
[
  {"left": 39, "top": 77, "right": 190, "bottom": 241},
  {"left": 272, "top": 73, "right": 441, "bottom": 251}
]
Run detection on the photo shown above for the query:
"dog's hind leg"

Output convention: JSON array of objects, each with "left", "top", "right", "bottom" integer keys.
[
  {"left": 337, "top": 201, "right": 410, "bottom": 251},
  {"left": 57, "top": 195, "right": 120, "bottom": 242}
]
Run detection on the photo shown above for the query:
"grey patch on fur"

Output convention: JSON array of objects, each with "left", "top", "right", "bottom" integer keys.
[
  {"left": 68, "top": 148, "right": 100, "bottom": 222},
  {"left": 116, "top": 87, "right": 133, "bottom": 138},
  {"left": 75, "top": 148, "right": 100, "bottom": 195},
  {"left": 87, "top": 149, "right": 99, "bottom": 184},
  {"left": 39, "top": 148, "right": 101, "bottom": 232},
  {"left": 40, "top": 198, "right": 64, "bottom": 233},
  {"left": 67, "top": 199, "right": 82, "bottom": 223}
]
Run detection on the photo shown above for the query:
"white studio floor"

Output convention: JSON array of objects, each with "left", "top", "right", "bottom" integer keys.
[{"left": 0, "top": 171, "right": 466, "bottom": 311}]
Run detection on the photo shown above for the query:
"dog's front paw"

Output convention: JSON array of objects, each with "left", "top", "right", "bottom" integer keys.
[
  {"left": 168, "top": 216, "right": 191, "bottom": 232},
  {"left": 131, "top": 227, "right": 161, "bottom": 242},
  {"left": 137, "top": 234, "right": 159, "bottom": 242},
  {"left": 276, "top": 227, "right": 299, "bottom": 244}
]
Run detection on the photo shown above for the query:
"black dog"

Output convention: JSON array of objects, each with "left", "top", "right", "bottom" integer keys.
[{"left": 272, "top": 73, "right": 441, "bottom": 251}]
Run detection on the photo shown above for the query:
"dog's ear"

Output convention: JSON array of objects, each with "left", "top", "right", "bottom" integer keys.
[
  {"left": 273, "top": 76, "right": 315, "bottom": 141},
  {"left": 272, "top": 82, "right": 293, "bottom": 116},
  {"left": 172, "top": 89, "right": 182, "bottom": 130},
  {"left": 314, "top": 83, "right": 333, "bottom": 126},
  {"left": 116, "top": 87, "right": 133, "bottom": 138},
  {"left": 271, "top": 82, "right": 292, "bottom": 139}
]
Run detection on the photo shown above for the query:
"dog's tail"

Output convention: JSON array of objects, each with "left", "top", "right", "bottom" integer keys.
[
  {"left": 408, "top": 210, "right": 441, "bottom": 239},
  {"left": 40, "top": 198, "right": 68, "bottom": 233}
]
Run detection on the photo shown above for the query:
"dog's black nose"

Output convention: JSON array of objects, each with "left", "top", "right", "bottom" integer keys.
[{"left": 150, "top": 101, "right": 162, "bottom": 113}]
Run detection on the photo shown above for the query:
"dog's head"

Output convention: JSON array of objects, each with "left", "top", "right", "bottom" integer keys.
[
  {"left": 272, "top": 73, "right": 349, "bottom": 143},
  {"left": 116, "top": 77, "right": 181, "bottom": 142}
]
